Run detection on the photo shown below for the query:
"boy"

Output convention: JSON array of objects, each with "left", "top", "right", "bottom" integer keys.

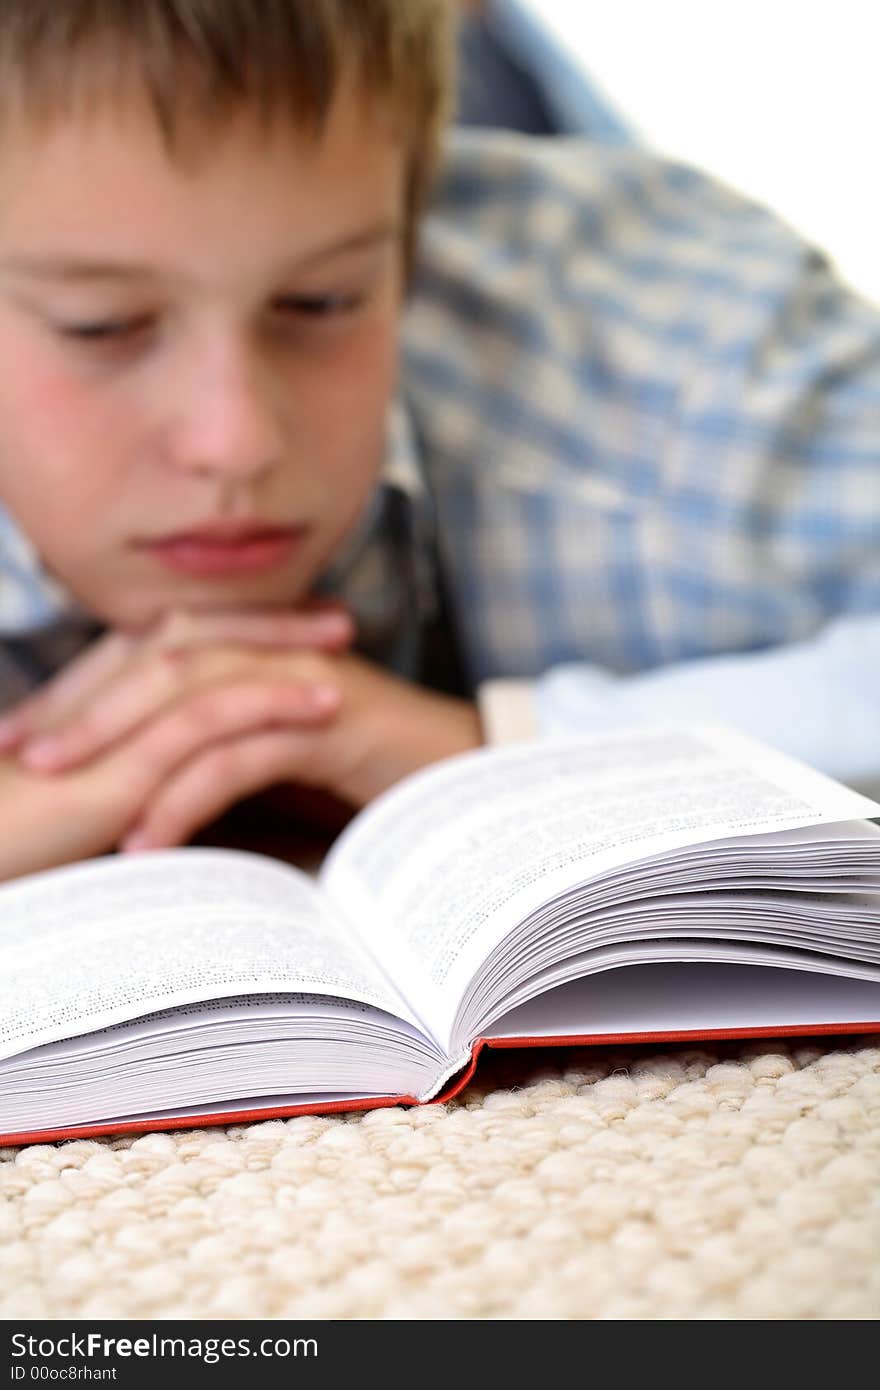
[{"left": 0, "top": 0, "right": 878, "bottom": 884}]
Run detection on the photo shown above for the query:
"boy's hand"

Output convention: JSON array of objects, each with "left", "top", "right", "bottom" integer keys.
[
  {"left": 4, "top": 628, "right": 483, "bottom": 852},
  {"left": 115, "top": 651, "right": 483, "bottom": 850},
  {"left": 0, "top": 599, "right": 354, "bottom": 754},
  {"left": 0, "top": 654, "right": 347, "bottom": 882}
]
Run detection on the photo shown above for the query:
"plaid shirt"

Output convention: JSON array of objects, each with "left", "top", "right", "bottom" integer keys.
[{"left": 2, "top": 130, "right": 880, "bottom": 784}]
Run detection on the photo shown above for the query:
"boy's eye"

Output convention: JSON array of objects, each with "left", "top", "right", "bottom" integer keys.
[
  {"left": 58, "top": 316, "right": 150, "bottom": 341},
  {"left": 56, "top": 294, "right": 363, "bottom": 343},
  {"left": 274, "top": 293, "right": 363, "bottom": 318}
]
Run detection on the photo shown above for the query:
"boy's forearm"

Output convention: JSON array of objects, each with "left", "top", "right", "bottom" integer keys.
[
  {"left": 0, "top": 751, "right": 136, "bottom": 882},
  {"left": 0, "top": 759, "right": 82, "bottom": 881}
]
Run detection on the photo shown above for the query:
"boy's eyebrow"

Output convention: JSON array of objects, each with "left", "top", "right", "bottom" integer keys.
[{"left": 0, "top": 220, "right": 400, "bottom": 284}]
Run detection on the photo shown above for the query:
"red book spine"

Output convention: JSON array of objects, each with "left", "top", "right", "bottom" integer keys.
[{"left": 2, "top": 1017, "right": 878, "bottom": 1148}]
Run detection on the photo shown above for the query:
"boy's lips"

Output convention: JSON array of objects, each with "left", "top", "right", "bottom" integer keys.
[{"left": 140, "top": 522, "right": 307, "bottom": 577}]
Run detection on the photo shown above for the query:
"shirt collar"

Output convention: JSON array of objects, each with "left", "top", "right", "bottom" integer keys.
[{"left": 0, "top": 505, "right": 92, "bottom": 637}]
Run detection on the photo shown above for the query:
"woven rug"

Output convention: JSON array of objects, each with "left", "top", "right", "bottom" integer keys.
[{"left": 2, "top": 1034, "right": 879, "bottom": 1320}]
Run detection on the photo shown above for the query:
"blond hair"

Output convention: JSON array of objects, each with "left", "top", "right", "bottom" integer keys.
[{"left": 0, "top": 0, "right": 456, "bottom": 270}]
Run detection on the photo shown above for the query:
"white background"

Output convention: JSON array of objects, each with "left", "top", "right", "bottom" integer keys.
[{"left": 521, "top": 0, "right": 880, "bottom": 304}]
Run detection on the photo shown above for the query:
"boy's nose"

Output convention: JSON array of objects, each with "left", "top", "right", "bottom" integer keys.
[{"left": 165, "top": 341, "right": 286, "bottom": 482}]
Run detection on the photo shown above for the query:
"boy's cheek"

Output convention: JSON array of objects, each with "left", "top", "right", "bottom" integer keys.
[
  {"left": 0, "top": 359, "right": 118, "bottom": 525},
  {"left": 309, "top": 341, "right": 397, "bottom": 472}
]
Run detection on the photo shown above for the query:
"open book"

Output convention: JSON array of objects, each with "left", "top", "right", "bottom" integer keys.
[{"left": 2, "top": 723, "right": 880, "bottom": 1146}]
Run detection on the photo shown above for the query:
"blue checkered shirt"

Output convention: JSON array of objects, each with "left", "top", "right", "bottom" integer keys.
[{"left": 2, "top": 130, "right": 880, "bottom": 786}]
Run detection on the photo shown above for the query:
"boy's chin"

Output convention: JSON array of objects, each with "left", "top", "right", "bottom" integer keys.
[
  {"left": 93, "top": 587, "right": 315, "bottom": 636},
  {"left": 61, "top": 549, "right": 330, "bottom": 631}
]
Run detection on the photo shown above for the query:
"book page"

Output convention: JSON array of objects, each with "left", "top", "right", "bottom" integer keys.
[
  {"left": 0, "top": 847, "right": 418, "bottom": 1063},
  {"left": 321, "top": 724, "right": 880, "bottom": 1048},
  {"left": 481, "top": 962, "right": 880, "bottom": 1039},
  {"left": 0, "top": 990, "right": 445, "bottom": 1135}
]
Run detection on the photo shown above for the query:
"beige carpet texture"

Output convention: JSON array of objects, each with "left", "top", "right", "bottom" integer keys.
[{"left": 2, "top": 1034, "right": 879, "bottom": 1320}]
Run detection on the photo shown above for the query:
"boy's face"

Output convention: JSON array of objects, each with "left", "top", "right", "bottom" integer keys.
[{"left": 0, "top": 80, "right": 405, "bottom": 630}]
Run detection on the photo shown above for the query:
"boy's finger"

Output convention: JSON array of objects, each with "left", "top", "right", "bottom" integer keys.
[
  {"left": 0, "top": 630, "right": 136, "bottom": 749},
  {"left": 22, "top": 660, "right": 340, "bottom": 773},
  {"left": 1, "top": 603, "right": 354, "bottom": 756},
  {"left": 154, "top": 604, "right": 354, "bottom": 654},
  {"left": 120, "top": 726, "right": 326, "bottom": 852},
  {"left": 109, "top": 675, "right": 339, "bottom": 811},
  {"left": 21, "top": 639, "right": 336, "bottom": 772}
]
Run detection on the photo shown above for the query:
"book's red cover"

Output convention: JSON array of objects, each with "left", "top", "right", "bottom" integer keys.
[{"left": 2, "top": 1018, "right": 878, "bottom": 1148}]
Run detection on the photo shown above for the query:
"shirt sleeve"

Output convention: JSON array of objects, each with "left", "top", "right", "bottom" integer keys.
[
  {"left": 477, "top": 612, "right": 880, "bottom": 794},
  {"left": 416, "top": 135, "right": 880, "bottom": 783}
]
